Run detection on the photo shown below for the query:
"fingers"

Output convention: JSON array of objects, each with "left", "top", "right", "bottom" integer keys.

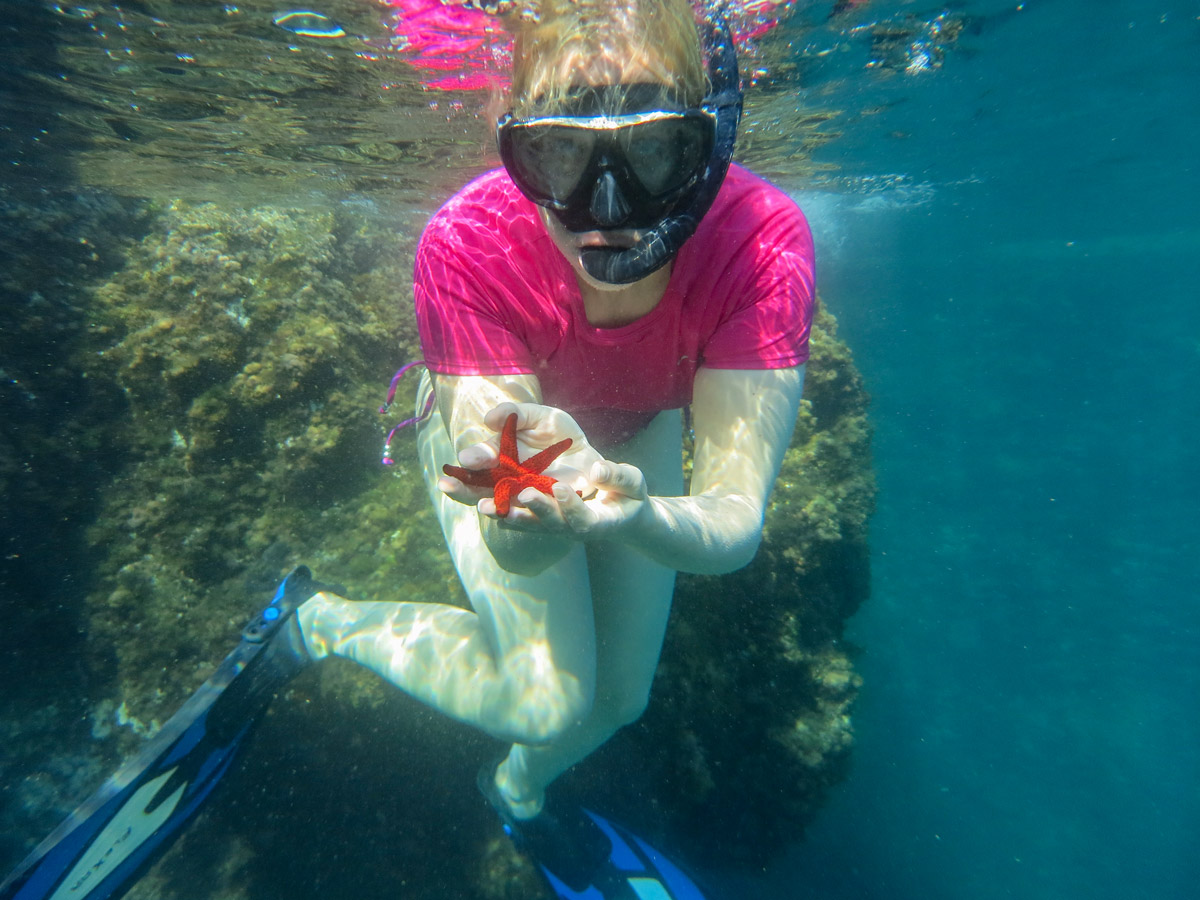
[
  {"left": 455, "top": 441, "right": 498, "bottom": 469},
  {"left": 479, "top": 488, "right": 568, "bottom": 532},
  {"left": 467, "top": 474, "right": 646, "bottom": 540},
  {"left": 471, "top": 462, "right": 646, "bottom": 533},
  {"left": 516, "top": 487, "right": 567, "bottom": 528},
  {"left": 589, "top": 461, "right": 647, "bottom": 500},
  {"left": 482, "top": 401, "right": 520, "bottom": 434},
  {"left": 553, "top": 482, "right": 596, "bottom": 532},
  {"left": 444, "top": 403, "right": 647, "bottom": 538},
  {"left": 486, "top": 401, "right": 585, "bottom": 444},
  {"left": 439, "top": 474, "right": 487, "bottom": 507}
]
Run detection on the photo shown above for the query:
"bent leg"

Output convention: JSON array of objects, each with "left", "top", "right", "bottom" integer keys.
[
  {"left": 299, "top": 373, "right": 596, "bottom": 746},
  {"left": 496, "top": 410, "right": 684, "bottom": 813}
]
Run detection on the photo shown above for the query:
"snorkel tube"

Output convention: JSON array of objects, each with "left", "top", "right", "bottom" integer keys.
[{"left": 578, "top": 6, "right": 743, "bottom": 286}]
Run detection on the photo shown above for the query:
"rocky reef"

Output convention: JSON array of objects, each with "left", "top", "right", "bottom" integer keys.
[
  {"left": 79, "top": 198, "right": 453, "bottom": 730},
  {"left": 0, "top": 186, "right": 154, "bottom": 863},
  {"left": 1, "top": 195, "right": 873, "bottom": 900}
]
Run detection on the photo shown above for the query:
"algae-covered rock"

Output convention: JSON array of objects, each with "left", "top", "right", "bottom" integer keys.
[
  {"left": 0, "top": 187, "right": 154, "bottom": 863},
  {"left": 5, "top": 195, "right": 872, "bottom": 898},
  {"left": 80, "top": 199, "right": 450, "bottom": 732}
]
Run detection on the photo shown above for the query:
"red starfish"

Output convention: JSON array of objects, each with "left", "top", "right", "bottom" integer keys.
[{"left": 443, "top": 413, "right": 573, "bottom": 516}]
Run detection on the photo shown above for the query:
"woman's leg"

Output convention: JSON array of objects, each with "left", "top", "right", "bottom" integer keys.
[
  {"left": 495, "top": 410, "right": 683, "bottom": 815},
  {"left": 298, "top": 373, "right": 597, "bottom": 747}
]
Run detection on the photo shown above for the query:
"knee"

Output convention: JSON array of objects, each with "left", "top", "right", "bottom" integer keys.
[{"left": 498, "top": 668, "right": 593, "bottom": 747}]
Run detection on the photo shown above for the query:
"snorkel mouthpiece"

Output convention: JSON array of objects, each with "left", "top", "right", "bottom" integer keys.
[{"left": 577, "top": 9, "right": 743, "bottom": 285}]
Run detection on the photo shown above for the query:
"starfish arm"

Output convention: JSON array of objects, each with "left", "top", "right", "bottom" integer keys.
[
  {"left": 442, "top": 463, "right": 500, "bottom": 488},
  {"left": 501, "top": 473, "right": 560, "bottom": 504},
  {"left": 520, "top": 437, "right": 573, "bottom": 474},
  {"left": 489, "top": 457, "right": 526, "bottom": 479},
  {"left": 521, "top": 473, "right": 560, "bottom": 496},
  {"left": 443, "top": 414, "right": 575, "bottom": 515},
  {"left": 492, "top": 478, "right": 515, "bottom": 516},
  {"left": 498, "top": 412, "right": 520, "bottom": 464}
]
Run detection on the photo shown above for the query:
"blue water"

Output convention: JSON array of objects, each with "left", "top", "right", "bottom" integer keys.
[{"left": 766, "top": 2, "right": 1200, "bottom": 898}]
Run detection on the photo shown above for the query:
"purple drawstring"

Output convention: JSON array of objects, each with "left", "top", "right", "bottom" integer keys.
[{"left": 379, "top": 360, "right": 434, "bottom": 465}]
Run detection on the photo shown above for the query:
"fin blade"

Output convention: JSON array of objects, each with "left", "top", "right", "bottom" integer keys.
[
  {"left": 2, "top": 568, "right": 317, "bottom": 900},
  {"left": 1, "top": 642, "right": 260, "bottom": 900}
]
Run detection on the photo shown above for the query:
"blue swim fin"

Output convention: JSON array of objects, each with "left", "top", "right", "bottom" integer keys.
[
  {"left": 0, "top": 566, "right": 325, "bottom": 900},
  {"left": 541, "top": 809, "right": 710, "bottom": 900},
  {"left": 479, "top": 766, "right": 709, "bottom": 900}
]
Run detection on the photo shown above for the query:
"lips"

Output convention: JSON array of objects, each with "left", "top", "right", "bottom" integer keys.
[{"left": 573, "top": 230, "right": 639, "bottom": 250}]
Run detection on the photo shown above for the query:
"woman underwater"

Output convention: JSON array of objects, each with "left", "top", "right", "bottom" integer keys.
[
  {"left": 299, "top": 0, "right": 815, "bottom": 892},
  {"left": 0, "top": 4, "right": 814, "bottom": 900}
]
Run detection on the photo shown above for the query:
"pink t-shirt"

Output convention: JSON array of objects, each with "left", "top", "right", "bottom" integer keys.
[{"left": 414, "top": 164, "right": 815, "bottom": 446}]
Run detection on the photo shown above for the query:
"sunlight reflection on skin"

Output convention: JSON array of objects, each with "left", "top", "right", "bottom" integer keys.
[
  {"left": 300, "top": 590, "right": 589, "bottom": 746},
  {"left": 296, "top": 352, "right": 803, "bottom": 804},
  {"left": 296, "top": 370, "right": 694, "bottom": 810},
  {"left": 297, "top": 376, "right": 603, "bottom": 748}
]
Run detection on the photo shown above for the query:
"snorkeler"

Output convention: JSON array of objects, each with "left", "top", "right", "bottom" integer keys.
[
  {"left": 299, "top": 0, "right": 814, "bottom": 892},
  {"left": 2, "top": 3, "right": 814, "bottom": 899}
]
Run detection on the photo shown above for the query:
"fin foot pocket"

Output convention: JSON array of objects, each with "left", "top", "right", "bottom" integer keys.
[
  {"left": 477, "top": 762, "right": 611, "bottom": 892},
  {"left": 477, "top": 763, "right": 709, "bottom": 899}
]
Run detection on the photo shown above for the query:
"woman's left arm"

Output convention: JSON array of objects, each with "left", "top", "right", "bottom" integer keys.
[
  {"left": 623, "top": 365, "right": 804, "bottom": 574},
  {"left": 538, "top": 365, "right": 803, "bottom": 574}
]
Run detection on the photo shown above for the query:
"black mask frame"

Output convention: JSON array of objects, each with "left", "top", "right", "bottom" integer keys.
[{"left": 497, "top": 105, "right": 717, "bottom": 232}]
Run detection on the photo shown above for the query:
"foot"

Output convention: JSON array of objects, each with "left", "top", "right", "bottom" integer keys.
[
  {"left": 477, "top": 762, "right": 611, "bottom": 892},
  {"left": 247, "top": 566, "right": 346, "bottom": 671}
]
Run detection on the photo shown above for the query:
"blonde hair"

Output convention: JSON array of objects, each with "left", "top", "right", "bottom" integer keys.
[{"left": 501, "top": 0, "right": 708, "bottom": 117}]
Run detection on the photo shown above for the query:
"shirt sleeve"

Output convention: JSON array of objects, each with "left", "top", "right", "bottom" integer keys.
[
  {"left": 699, "top": 189, "right": 816, "bottom": 371},
  {"left": 413, "top": 229, "right": 535, "bottom": 376}
]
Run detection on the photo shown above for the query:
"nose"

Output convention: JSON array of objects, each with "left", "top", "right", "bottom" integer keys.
[{"left": 590, "top": 170, "right": 631, "bottom": 226}]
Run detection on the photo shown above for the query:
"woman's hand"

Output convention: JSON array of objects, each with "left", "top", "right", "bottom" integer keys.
[
  {"left": 438, "top": 401, "right": 603, "bottom": 520},
  {"left": 524, "top": 458, "right": 650, "bottom": 537},
  {"left": 438, "top": 400, "right": 651, "bottom": 538}
]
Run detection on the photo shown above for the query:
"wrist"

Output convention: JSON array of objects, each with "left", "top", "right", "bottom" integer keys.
[
  {"left": 480, "top": 511, "right": 573, "bottom": 575},
  {"left": 614, "top": 493, "right": 659, "bottom": 546}
]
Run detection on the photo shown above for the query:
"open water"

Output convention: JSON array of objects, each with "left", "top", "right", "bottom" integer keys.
[
  {"left": 3, "top": 1, "right": 1198, "bottom": 899},
  {"left": 779, "top": 3, "right": 1200, "bottom": 899}
]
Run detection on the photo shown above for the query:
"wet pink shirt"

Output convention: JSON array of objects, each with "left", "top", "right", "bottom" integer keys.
[{"left": 414, "top": 164, "right": 815, "bottom": 446}]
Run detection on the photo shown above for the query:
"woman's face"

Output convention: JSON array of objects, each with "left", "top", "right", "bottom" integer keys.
[
  {"left": 538, "top": 206, "right": 647, "bottom": 292},
  {"left": 535, "top": 54, "right": 677, "bottom": 290}
]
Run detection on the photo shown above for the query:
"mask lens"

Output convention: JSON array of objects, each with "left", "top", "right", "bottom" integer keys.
[
  {"left": 619, "top": 116, "right": 711, "bottom": 196},
  {"left": 510, "top": 125, "right": 595, "bottom": 203}
]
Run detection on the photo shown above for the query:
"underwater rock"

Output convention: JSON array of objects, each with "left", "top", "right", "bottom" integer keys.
[
  {"left": 0, "top": 187, "right": 152, "bottom": 867},
  {"left": 79, "top": 199, "right": 442, "bottom": 731}
]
